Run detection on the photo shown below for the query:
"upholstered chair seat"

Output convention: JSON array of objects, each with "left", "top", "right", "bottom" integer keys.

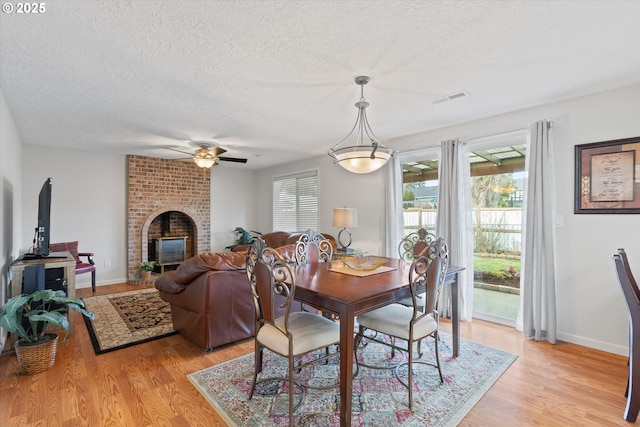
[{"left": 355, "top": 238, "right": 449, "bottom": 410}]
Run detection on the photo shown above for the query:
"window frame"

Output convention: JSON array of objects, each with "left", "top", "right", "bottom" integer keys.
[{"left": 272, "top": 169, "right": 319, "bottom": 232}]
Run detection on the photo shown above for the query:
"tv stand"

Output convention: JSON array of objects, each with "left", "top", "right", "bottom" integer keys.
[
  {"left": 20, "top": 253, "right": 44, "bottom": 261},
  {"left": 19, "top": 251, "right": 69, "bottom": 261},
  {"left": 11, "top": 252, "right": 77, "bottom": 342}
]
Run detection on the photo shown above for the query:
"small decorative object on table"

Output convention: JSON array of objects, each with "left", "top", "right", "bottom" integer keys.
[
  {"left": 342, "top": 256, "right": 387, "bottom": 271},
  {"left": 0, "top": 289, "right": 95, "bottom": 374}
]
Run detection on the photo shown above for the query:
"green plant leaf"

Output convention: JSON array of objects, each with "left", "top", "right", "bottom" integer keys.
[{"left": 0, "top": 289, "right": 94, "bottom": 343}]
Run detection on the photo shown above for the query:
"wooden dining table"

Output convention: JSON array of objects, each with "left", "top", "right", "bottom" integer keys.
[{"left": 292, "top": 257, "right": 464, "bottom": 427}]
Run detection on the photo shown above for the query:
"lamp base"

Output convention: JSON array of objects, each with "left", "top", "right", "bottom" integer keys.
[
  {"left": 336, "top": 247, "right": 356, "bottom": 254},
  {"left": 337, "top": 228, "right": 352, "bottom": 250}
]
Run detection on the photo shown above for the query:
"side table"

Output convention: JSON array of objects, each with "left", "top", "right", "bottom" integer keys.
[{"left": 10, "top": 252, "right": 77, "bottom": 338}]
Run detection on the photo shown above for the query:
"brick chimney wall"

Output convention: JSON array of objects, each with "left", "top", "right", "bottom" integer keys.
[{"left": 127, "top": 155, "right": 210, "bottom": 281}]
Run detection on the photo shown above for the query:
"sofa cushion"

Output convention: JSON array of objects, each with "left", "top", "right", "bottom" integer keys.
[
  {"left": 232, "top": 231, "right": 293, "bottom": 252},
  {"left": 262, "top": 231, "right": 293, "bottom": 248},
  {"left": 155, "top": 270, "right": 185, "bottom": 294},
  {"left": 174, "top": 251, "right": 247, "bottom": 285},
  {"left": 274, "top": 244, "right": 296, "bottom": 262}
]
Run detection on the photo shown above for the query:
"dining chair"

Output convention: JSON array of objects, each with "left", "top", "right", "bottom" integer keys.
[
  {"left": 294, "top": 229, "right": 333, "bottom": 265},
  {"left": 246, "top": 238, "right": 341, "bottom": 426},
  {"left": 398, "top": 228, "right": 438, "bottom": 262},
  {"left": 354, "top": 237, "right": 449, "bottom": 409},
  {"left": 397, "top": 228, "right": 439, "bottom": 310},
  {"left": 295, "top": 229, "right": 336, "bottom": 318},
  {"left": 614, "top": 248, "right": 640, "bottom": 423}
]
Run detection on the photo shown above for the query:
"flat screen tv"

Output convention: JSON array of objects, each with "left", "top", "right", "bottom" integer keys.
[{"left": 34, "top": 177, "right": 52, "bottom": 257}]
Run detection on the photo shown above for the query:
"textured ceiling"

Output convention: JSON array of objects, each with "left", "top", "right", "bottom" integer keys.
[{"left": 2, "top": 1, "right": 640, "bottom": 169}]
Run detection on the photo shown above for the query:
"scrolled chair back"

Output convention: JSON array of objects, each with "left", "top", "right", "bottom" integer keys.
[
  {"left": 399, "top": 228, "right": 438, "bottom": 262},
  {"left": 408, "top": 237, "right": 449, "bottom": 317},
  {"left": 247, "top": 238, "right": 296, "bottom": 331},
  {"left": 295, "top": 229, "right": 333, "bottom": 265}
]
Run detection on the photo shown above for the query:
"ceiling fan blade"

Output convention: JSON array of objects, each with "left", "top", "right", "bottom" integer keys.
[
  {"left": 218, "top": 156, "right": 248, "bottom": 163},
  {"left": 210, "top": 147, "right": 227, "bottom": 157},
  {"left": 165, "top": 147, "right": 194, "bottom": 156}
]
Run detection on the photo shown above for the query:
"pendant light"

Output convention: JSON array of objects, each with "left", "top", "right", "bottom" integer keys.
[{"left": 328, "top": 76, "right": 395, "bottom": 173}]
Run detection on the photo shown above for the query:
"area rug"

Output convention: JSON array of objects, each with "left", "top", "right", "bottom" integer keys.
[
  {"left": 82, "top": 288, "right": 176, "bottom": 354},
  {"left": 188, "top": 333, "right": 517, "bottom": 426}
]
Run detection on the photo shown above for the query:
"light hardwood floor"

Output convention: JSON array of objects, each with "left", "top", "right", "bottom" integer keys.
[{"left": 0, "top": 283, "right": 632, "bottom": 426}]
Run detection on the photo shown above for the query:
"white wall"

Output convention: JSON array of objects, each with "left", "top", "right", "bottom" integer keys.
[
  {"left": 0, "top": 87, "right": 23, "bottom": 352},
  {"left": 255, "top": 155, "right": 387, "bottom": 257},
  {"left": 258, "top": 83, "right": 640, "bottom": 356},
  {"left": 210, "top": 166, "right": 257, "bottom": 252},
  {"left": 21, "top": 145, "right": 127, "bottom": 288}
]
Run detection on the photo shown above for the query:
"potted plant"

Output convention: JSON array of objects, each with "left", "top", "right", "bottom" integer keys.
[
  {"left": 225, "top": 227, "right": 263, "bottom": 250},
  {"left": 0, "top": 289, "right": 95, "bottom": 375},
  {"left": 140, "top": 261, "right": 156, "bottom": 280}
]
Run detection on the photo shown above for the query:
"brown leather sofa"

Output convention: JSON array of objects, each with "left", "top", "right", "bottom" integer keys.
[{"left": 155, "top": 231, "right": 335, "bottom": 351}]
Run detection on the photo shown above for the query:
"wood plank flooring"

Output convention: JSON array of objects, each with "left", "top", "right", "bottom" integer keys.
[{"left": 0, "top": 283, "right": 632, "bottom": 426}]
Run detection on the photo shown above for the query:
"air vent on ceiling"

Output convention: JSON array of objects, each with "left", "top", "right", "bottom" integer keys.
[{"left": 432, "top": 90, "right": 471, "bottom": 104}]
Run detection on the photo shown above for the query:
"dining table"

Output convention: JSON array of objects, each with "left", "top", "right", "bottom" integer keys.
[{"left": 292, "top": 257, "right": 464, "bottom": 427}]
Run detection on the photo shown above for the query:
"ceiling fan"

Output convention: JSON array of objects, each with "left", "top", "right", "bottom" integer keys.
[{"left": 165, "top": 143, "right": 248, "bottom": 169}]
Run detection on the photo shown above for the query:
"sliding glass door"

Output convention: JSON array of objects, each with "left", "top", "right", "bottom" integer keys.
[
  {"left": 467, "top": 132, "right": 527, "bottom": 327},
  {"left": 396, "top": 132, "right": 527, "bottom": 327}
]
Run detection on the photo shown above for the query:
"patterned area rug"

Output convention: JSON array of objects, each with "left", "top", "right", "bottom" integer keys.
[
  {"left": 82, "top": 288, "right": 176, "bottom": 354},
  {"left": 188, "top": 333, "right": 517, "bottom": 426}
]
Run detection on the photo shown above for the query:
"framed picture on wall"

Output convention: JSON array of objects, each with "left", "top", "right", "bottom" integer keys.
[{"left": 575, "top": 136, "right": 640, "bottom": 214}]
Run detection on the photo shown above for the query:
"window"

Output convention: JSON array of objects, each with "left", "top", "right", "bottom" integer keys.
[
  {"left": 400, "top": 148, "right": 441, "bottom": 238},
  {"left": 466, "top": 131, "right": 527, "bottom": 326},
  {"left": 273, "top": 170, "right": 318, "bottom": 232}
]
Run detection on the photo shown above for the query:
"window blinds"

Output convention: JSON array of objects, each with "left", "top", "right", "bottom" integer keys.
[{"left": 272, "top": 170, "right": 318, "bottom": 232}]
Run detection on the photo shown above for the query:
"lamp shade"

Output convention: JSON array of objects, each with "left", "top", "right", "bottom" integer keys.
[
  {"left": 331, "top": 147, "right": 393, "bottom": 174},
  {"left": 332, "top": 207, "right": 358, "bottom": 228},
  {"left": 193, "top": 157, "right": 216, "bottom": 168}
]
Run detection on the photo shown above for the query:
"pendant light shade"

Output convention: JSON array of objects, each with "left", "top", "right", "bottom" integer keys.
[{"left": 328, "top": 76, "right": 395, "bottom": 174}]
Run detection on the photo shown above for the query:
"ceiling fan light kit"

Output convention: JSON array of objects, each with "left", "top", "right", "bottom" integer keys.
[
  {"left": 328, "top": 76, "right": 396, "bottom": 174},
  {"left": 193, "top": 146, "right": 218, "bottom": 168},
  {"left": 165, "top": 143, "right": 248, "bottom": 169}
]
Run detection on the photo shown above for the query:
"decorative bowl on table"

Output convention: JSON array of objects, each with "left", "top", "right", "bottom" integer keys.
[{"left": 341, "top": 256, "right": 387, "bottom": 271}]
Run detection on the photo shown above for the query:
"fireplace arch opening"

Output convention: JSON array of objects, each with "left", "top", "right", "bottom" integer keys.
[{"left": 146, "top": 211, "right": 196, "bottom": 273}]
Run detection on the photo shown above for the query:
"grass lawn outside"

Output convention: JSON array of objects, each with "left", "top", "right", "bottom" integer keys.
[{"left": 473, "top": 255, "right": 521, "bottom": 288}]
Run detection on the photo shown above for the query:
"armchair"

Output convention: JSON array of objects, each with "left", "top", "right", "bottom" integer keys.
[{"left": 49, "top": 241, "right": 96, "bottom": 292}]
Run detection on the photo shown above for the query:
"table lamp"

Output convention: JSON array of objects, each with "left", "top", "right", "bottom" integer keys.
[{"left": 332, "top": 207, "right": 358, "bottom": 252}]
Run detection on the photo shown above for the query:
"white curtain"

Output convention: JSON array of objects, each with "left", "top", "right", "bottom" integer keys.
[
  {"left": 436, "top": 139, "right": 474, "bottom": 321},
  {"left": 517, "top": 120, "right": 557, "bottom": 343},
  {"left": 384, "top": 155, "right": 403, "bottom": 257}
]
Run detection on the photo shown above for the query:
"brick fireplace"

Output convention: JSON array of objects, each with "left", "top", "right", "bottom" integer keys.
[{"left": 127, "top": 155, "right": 210, "bottom": 282}]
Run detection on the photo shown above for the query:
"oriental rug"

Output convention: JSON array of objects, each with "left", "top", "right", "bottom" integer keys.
[
  {"left": 188, "top": 333, "right": 517, "bottom": 426},
  {"left": 82, "top": 288, "right": 176, "bottom": 354}
]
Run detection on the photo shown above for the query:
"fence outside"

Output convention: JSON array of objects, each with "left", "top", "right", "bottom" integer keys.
[{"left": 403, "top": 207, "right": 522, "bottom": 254}]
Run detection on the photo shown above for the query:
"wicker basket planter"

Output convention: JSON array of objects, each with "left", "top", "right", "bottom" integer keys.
[{"left": 14, "top": 333, "right": 59, "bottom": 375}]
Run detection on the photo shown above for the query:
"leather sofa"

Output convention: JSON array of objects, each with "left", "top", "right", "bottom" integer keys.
[{"left": 155, "top": 231, "right": 335, "bottom": 351}]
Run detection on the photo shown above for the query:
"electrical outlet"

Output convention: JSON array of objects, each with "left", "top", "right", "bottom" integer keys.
[{"left": 104, "top": 259, "right": 111, "bottom": 268}]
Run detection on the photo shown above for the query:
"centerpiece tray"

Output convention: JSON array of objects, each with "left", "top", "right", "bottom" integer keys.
[{"left": 329, "top": 256, "right": 396, "bottom": 277}]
